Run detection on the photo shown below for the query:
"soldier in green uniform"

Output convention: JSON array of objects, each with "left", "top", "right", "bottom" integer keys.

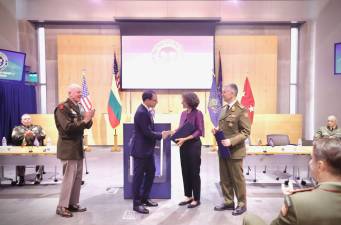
[
  {"left": 314, "top": 115, "right": 341, "bottom": 140},
  {"left": 11, "top": 114, "right": 46, "bottom": 185},
  {"left": 213, "top": 83, "right": 251, "bottom": 216},
  {"left": 54, "top": 84, "right": 95, "bottom": 218},
  {"left": 243, "top": 138, "right": 341, "bottom": 225}
]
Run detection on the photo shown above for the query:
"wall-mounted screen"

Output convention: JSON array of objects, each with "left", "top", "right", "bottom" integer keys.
[
  {"left": 335, "top": 43, "right": 341, "bottom": 75},
  {"left": 0, "top": 49, "right": 26, "bottom": 81},
  {"left": 122, "top": 36, "right": 214, "bottom": 89}
]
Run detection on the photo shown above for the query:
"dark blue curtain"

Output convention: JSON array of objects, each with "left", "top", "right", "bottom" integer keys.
[{"left": 0, "top": 81, "right": 37, "bottom": 144}]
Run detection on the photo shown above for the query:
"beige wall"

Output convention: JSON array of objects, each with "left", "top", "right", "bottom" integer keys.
[
  {"left": 16, "top": 0, "right": 328, "bottom": 22},
  {"left": 313, "top": 0, "right": 341, "bottom": 131},
  {"left": 0, "top": 0, "right": 18, "bottom": 51}
]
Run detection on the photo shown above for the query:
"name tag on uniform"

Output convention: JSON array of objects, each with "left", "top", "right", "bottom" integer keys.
[
  {"left": 228, "top": 115, "right": 237, "bottom": 118},
  {"left": 70, "top": 109, "right": 77, "bottom": 115}
]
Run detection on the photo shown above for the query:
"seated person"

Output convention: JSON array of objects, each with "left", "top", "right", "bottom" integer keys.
[
  {"left": 11, "top": 114, "right": 46, "bottom": 185},
  {"left": 243, "top": 138, "right": 341, "bottom": 225},
  {"left": 314, "top": 115, "right": 341, "bottom": 140}
]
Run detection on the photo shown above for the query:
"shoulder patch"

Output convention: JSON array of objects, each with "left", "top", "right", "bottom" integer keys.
[
  {"left": 58, "top": 103, "right": 65, "bottom": 110},
  {"left": 281, "top": 204, "right": 288, "bottom": 217}
]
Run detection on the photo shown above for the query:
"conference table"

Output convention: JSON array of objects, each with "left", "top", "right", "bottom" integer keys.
[
  {"left": 244, "top": 145, "right": 313, "bottom": 185},
  {"left": 0, "top": 146, "right": 58, "bottom": 185}
]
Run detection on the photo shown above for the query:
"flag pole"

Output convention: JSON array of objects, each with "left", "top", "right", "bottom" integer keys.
[
  {"left": 111, "top": 128, "right": 120, "bottom": 152},
  {"left": 211, "top": 135, "right": 218, "bottom": 152}
]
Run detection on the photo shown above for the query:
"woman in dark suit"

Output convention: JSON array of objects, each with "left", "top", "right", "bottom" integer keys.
[{"left": 172, "top": 92, "right": 205, "bottom": 208}]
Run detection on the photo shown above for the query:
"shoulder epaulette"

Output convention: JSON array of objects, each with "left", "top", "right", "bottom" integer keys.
[{"left": 289, "top": 187, "right": 315, "bottom": 195}]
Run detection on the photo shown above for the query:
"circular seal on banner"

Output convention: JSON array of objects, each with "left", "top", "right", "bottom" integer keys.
[
  {"left": 0, "top": 52, "right": 9, "bottom": 71},
  {"left": 151, "top": 39, "right": 183, "bottom": 64}
]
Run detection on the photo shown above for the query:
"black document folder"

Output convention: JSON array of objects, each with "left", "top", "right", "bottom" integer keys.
[
  {"left": 214, "top": 130, "right": 231, "bottom": 159},
  {"left": 171, "top": 122, "right": 196, "bottom": 143}
]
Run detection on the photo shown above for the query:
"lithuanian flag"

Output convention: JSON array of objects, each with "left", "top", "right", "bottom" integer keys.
[{"left": 108, "top": 53, "right": 122, "bottom": 128}]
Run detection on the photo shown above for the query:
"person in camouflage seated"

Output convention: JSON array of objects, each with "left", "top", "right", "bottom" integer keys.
[
  {"left": 243, "top": 138, "right": 341, "bottom": 225},
  {"left": 314, "top": 115, "right": 341, "bottom": 140},
  {"left": 11, "top": 114, "right": 46, "bottom": 185}
]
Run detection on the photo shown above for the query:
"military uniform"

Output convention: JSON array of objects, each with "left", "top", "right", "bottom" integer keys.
[
  {"left": 11, "top": 124, "right": 46, "bottom": 183},
  {"left": 218, "top": 101, "right": 251, "bottom": 208},
  {"left": 11, "top": 124, "right": 46, "bottom": 146},
  {"left": 243, "top": 182, "right": 341, "bottom": 225},
  {"left": 314, "top": 126, "right": 341, "bottom": 140},
  {"left": 54, "top": 99, "right": 92, "bottom": 209}
]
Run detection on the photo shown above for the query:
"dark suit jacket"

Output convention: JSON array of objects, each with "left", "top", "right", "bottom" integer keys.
[
  {"left": 130, "top": 104, "right": 162, "bottom": 158},
  {"left": 54, "top": 99, "right": 93, "bottom": 160}
]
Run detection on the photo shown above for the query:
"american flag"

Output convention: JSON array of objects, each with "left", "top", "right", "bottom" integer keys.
[
  {"left": 113, "top": 52, "right": 120, "bottom": 89},
  {"left": 80, "top": 75, "right": 93, "bottom": 112}
]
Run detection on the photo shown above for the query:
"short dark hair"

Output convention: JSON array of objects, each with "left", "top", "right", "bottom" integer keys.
[
  {"left": 142, "top": 90, "right": 156, "bottom": 102},
  {"left": 226, "top": 83, "right": 238, "bottom": 96},
  {"left": 313, "top": 138, "right": 341, "bottom": 176},
  {"left": 182, "top": 92, "right": 200, "bottom": 109}
]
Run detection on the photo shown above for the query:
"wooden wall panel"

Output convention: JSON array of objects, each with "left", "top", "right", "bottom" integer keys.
[{"left": 215, "top": 35, "right": 278, "bottom": 114}]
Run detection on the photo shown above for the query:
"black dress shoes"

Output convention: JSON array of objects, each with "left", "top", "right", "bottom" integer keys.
[
  {"left": 232, "top": 206, "right": 247, "bottom": 216},
  {"left": 68, "top": 205, "right": 87, "bottom": 212},
  {"left": 214, "top": 203, "right": 235, "bottom": 211},
  {"left": 133, "top": 205, "right": 149, "bottom": 214},
  {"left": 179, "top": 199, "right": 193, "bottom": 206},
  {"left": 187, "top": 201, "right": 201, "bottom": 208},
  {"left": 142, "top": 199, "right": 158, "bottom": 207}
]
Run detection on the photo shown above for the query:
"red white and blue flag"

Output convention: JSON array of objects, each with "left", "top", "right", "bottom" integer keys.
[{"left": 80, "top": 75, "right": 93, "bottom": 112}]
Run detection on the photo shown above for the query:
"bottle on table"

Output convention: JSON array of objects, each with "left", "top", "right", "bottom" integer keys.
[
  {"left": 2, "top": 137, "right": 7, "bottom": 146},
  {"left": 297, "top": 138, "right": 302, "bottom": 147}
]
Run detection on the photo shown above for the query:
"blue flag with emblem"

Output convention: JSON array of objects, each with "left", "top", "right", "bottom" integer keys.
[{"left": 207, "top": 52, "right": 223, "bottom": 127}]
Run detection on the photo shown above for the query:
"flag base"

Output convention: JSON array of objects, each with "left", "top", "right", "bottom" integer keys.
[{"left": 111, "top": 133, "right": 121, "bottom": 152}]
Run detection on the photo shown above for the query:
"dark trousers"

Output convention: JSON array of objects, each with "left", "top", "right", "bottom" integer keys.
[
  {"left": 180, "top": 139, "right": 201, "bottom": 201},
  {"left": 16, "top": 165, "right": 44, "bottom": 178},
  {"left": 132, "top": 155, "right": 156, "bottom": 207}
]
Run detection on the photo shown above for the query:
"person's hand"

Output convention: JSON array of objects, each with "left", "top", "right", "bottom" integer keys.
[
  {"left": 24, "top": 130, "right": 34, "bottom": 137},
  {"left": 170, "top": 130, "right": 176, "bottom": 136},
  {"left": 90, "top": 109, "right": 96, "bottom": 118},
  {"left": 175, "top": 138, "right": 186, "bottom": 147},
  {"left": 83, "top": 110, "right": 94, "bottom": 123},
  {"left": 212, "top": 127, "right": 218, "bottom": 135},
  {"left": 161, "top": 130, "right": 171, "bottom": 139},
  {"left": 221, "top": 139, "right": 231, "bottom": 147}
]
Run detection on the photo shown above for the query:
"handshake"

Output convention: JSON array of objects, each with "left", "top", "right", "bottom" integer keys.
[{"left": 161, "top": 130, "right": 174, "bottom": 140}]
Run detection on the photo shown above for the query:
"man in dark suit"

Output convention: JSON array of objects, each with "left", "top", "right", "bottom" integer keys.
[{"left": 131, "top": 90, "right": 169, "bottom": 214}]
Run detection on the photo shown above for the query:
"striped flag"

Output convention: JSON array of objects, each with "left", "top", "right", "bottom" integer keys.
[
  {"left": 80, "top": 75, "right": 93, "bottom": 112},
  {"left": 108, "top": 52, "right": 122, "bottom": 128},
  {"left": 113, "top": 53, "right": 120, "bottom": 89}
]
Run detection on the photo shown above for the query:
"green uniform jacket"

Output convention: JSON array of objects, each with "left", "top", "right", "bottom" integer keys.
[
  {"left": 314, "top": 126, "right": 341, "bottom": 140},
  {"left": 218, "top": 101, "right": 251, "bottom": 159},
  {"left": 271, "top": 182, "right": 341, "bottom": 225},
  {"left": 11, "top": 124, "right": 46, "bottom": 146},
  {"left": 54, "top": 99, "right": 93, "bottom": 160}
]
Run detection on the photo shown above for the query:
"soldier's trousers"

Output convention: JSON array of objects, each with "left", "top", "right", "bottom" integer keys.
[
  {"left": 219, "top": 157, "right": 246, "bottom": 207},
  {"left": 58, "top": 159, "right": 83, "bottom": 208}
]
